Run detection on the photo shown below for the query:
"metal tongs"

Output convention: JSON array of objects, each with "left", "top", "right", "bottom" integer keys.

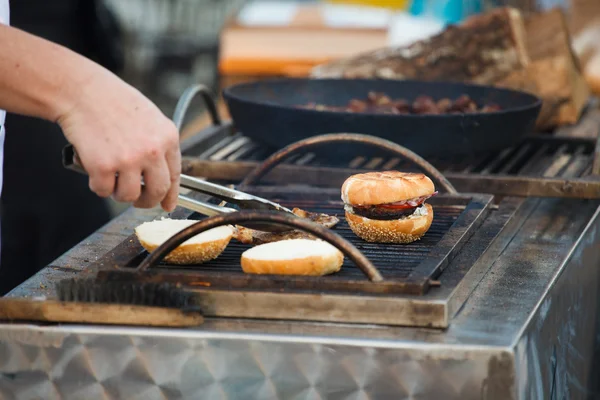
[{"left": 62, "top": 144, "right": 295, "bottom": 233}]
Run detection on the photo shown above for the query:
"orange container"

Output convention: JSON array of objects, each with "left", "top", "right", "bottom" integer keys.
[
  {"left": 325, "top": 0, "right": 410, "bottom": 9},
  {"left": 219, "top": 2, "right": 389, "bottom": 80}
]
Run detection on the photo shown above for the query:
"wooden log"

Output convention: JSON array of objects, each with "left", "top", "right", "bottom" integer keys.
[
  {"left": 311, "top": 8, "right": 530, "bottom": 84},
  {"left": 497, "top": 56, "right": 588, "bottom": 129},
  {"left": 518, "top": 8, "right": 590, "bottom": 128},
  {"left": 571, "top": 15, "right": 600, "bottom": 96}
]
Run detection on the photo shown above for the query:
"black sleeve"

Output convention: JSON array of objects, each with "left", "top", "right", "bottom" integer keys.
[{"left": 9, "top": 0, "right": 125, "bottom": 73}]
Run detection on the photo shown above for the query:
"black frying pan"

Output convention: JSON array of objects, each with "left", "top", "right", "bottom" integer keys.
[{"left": 222, "top": 78, "right": 542, "bottom": 158}]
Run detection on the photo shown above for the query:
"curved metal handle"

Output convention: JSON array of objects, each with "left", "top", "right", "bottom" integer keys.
[
  {"left": 172, "top": 84, "right": 221, "bottom": 133},
  {"left": 240, "top": 133, "right": 457, "bottom": 194},
  {"left": 136, "top": 211, "right": 384, "bottom": 282}
]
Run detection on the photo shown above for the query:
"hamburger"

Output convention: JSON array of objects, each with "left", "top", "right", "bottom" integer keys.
[{"left": 341, "top": 171, "right": 436, "bottom": 243}]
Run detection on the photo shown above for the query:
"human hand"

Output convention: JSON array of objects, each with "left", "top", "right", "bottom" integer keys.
[{"left": 57, "top": 69, "right": 181, "bottom": 212}]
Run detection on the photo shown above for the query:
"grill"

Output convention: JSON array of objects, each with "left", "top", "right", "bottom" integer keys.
[
  {"left": 89, "top": 95, "right": 598, "bottom": 328},
  {"left": 98, "top": 191, "right": 490, "bottom": 292},
  {"left": 92, "top": 181, "right": 511, "bottom": 327},
  {"left": 180, "top": 106, "right": 600, "bottom": 198},
  {"left": 169, "top": 201, "right": 462, "bottom": 281}
]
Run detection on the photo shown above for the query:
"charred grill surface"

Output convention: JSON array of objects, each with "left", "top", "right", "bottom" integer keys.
[
  {"left": 96, "top": 191, "right": 490, "bottom": 296},
  {"left": 170, "top": 199, "right": 460, "bottom": 280},
  {"left": 92, "top": 191, "right": 518, "bottom": 326}
]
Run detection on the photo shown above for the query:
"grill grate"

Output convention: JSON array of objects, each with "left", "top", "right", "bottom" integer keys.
[
  {"left": 98, "top": 191, "right": 490, "bottom": 296},
  {"left": 201, "top": 134, "right": 596, "bottom": 180},
  {"left": 179, "top": 125, "right": 600, "bottom": 198},
  {"left": 160, "top": 199, "right": 461, "bottom": 280},
  {"left": 92, "top": 180, "right": 503, "bottom": 326}
]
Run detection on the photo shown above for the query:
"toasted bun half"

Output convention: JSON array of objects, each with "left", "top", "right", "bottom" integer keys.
[
  {"left": 345, "top": 204, "right": 434, "bottom": 243},
  {"left": 241, "top": 239, "right": 344, "bottom": 276},
  {"left": 135, "top": 219, "right": 233, "bottom": 265},
  {"left": 341, "top": 171, "right": 435, "bottom": 206}
]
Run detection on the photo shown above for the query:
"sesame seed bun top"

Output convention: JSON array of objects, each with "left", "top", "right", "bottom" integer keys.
[{"left": 341, "top": 171, "right": 435, "bottom": 206}]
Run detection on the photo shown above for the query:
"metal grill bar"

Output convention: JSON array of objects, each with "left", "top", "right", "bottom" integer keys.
[
  {"left": 543, "top": 145, "right": 570, "bottom": 177},
  {"left": 209, "top": 136, "right": 252, "bottom": 161},
  {"left": 480, "top": 148, "right": 515, "bottom": 175},
  {"left": 563, "top": 147, "right": 592, "bottom": 178},
  {"left": 227, "top": 141, "right": 261, "bottom": 161},
  {"left": 497, "top": 143, "right": 534, "bottom": 174},
  {"left": 518, "top": 144, "right": 554, "bottom": 175}
]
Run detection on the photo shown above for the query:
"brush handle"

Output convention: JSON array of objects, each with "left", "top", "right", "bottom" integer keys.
[{"left": 0, "top": 298, "right": 204, "bottom": 327}]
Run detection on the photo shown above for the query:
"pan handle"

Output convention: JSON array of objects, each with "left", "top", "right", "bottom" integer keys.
[
  {"left": 136, "top": 211, "right": 384, "bottom": 282},
  {"left": 240, "top": 133, "right": 458, "bottom": 194},
  {"left": 172, "top": 84, "right": 221, "bottom": 133}
]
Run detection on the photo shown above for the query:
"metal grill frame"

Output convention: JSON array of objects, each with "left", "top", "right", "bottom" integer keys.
[
  {"left": 89, "top": 187, "right": 523, "bottom": 328},
  {"left": 96, "top": 191, "right": 492, "bottom": 293}
]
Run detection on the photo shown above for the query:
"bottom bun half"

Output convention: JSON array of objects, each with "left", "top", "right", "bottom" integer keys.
[
  {"left": 345, "top": 203, "right": 434, "bottom": 244},
  {"left": 241, "top": 239, "right": 344, "bottom": 276},
  {"left": 135, "top": 219, "right": 234, "bottom": 265}
]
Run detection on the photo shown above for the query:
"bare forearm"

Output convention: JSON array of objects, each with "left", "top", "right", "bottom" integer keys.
[
  {"left": 0, "top": 23, "right": 111, "bottom": 122},
  {"left": 0, "top": 23, "right": 182, "bottom": 212}
]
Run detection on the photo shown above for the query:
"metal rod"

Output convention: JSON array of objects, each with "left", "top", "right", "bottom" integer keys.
[
  {"left": 176, "top": 195, "right": 236, "bottom": 217},
  {"left": 172, "top": 84, "right": 221, "bottom": 132},
  {"left": 239, "top": 133, "right": 458, "bottom": 194},
  {"left": 179, "top": 175, "right": 252, "bottom": 201}
]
